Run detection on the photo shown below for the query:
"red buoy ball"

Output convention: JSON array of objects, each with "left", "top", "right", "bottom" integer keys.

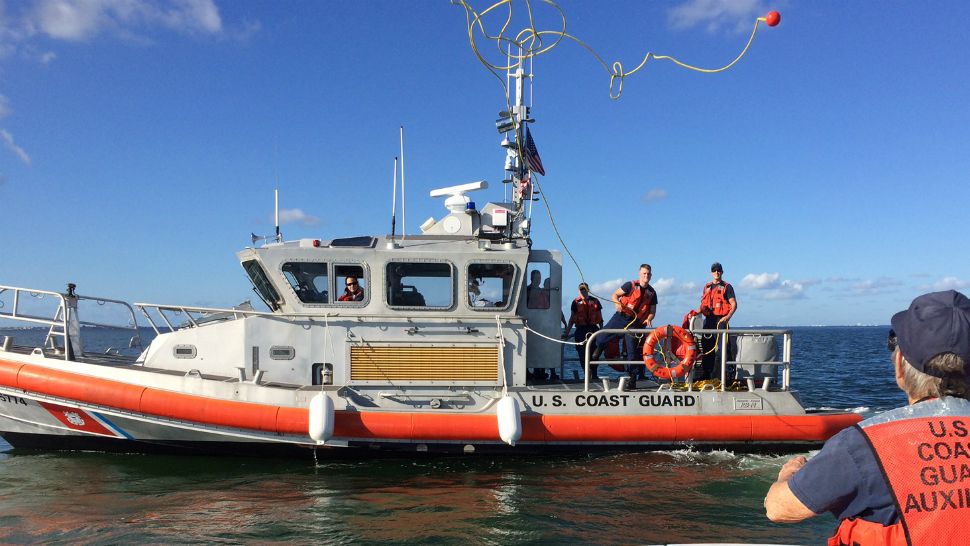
[{"left": 765, "top": 11, "right": 781, "bottom": 27}]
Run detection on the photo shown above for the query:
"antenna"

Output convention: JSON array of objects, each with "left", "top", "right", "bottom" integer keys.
[
  {"left": 274, "top": 189, "right": 281, "bottom": 242},
  {"left": 391, "top": 156, "right": 398, "bottom": 238},
  {"left": 387, "top": 156, "right": 401, "bottom": 249},
  {"left": 400, "top": 126, "right": 406, "bottom": 239}
]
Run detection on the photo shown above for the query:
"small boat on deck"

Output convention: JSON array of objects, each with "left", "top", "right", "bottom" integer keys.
[{"left": 0, "top": 65, "right": 859, "bottom": 458}]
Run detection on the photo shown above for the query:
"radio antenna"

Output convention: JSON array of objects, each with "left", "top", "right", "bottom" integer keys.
[
  {"left": 390, "top": 156, "right": 398, "bottom": 238},
  {"left": 274, "top": 188, "right": 281, "bottom": 243},
  {"left": 399, "top": 126, "right": 406, "bottom": 240}
]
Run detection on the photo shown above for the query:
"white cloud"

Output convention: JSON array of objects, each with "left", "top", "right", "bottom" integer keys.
[
  {"left": 641, "top": 188, "right": 668, "bottom": 203},
  {"left": 740, "top": 272, "right": 804, "bottom": 300},
  {"left": 763, "top": 279, "right": 804, "bottom": 300},
  {"left": 589, "top": 278, "right": 623, "bottom": 298},
  {"left": 652, "top": 277, "right": 698, "bottom": 296},
  {"left": 277, "top": 208, "right": 320, "bottom": 226},
  {"left": 0, "top": 128, "right": 31, "bottom": 164},
  {"left": 929, "top": 277, "right": 970, "bottom": 291},
  {"left": 740, "top": 272, "right": 780, "bottom": 290},
  {"left": 31, "top": 0, "right": 222, "bottom": 41},
  {"left": 851, "top": 277, "right": 903, "bottom": 296},
  {"left": 667, "top": 0, "right": 767, "bottom": 33}
]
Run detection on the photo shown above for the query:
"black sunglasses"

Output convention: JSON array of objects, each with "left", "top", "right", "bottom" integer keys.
[
  {"left": 888, "top": 329, "right": 898, "bottom": 352},
  {"left": 346, "top": 281, "right": 358, "bottom": 286}
]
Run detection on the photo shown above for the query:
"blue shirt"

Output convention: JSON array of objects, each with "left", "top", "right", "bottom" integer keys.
[{"left": 787, "top": 425, "right": 898, "bottom": 525}]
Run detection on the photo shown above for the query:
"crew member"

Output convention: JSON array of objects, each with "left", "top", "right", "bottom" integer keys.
[
  {"left": 695, "top": 262, "right": 737, "bottom": 380},
  {"left": 526, "top": 270, "right": 549, "bottom": 309},
  {"left": 765, "top": 290, "right": 970, "bottom": 545},
  {"left": 338, "top": 276, "right": 364, "bottom": 302},
  {"left": 562, "top": 283, "right": 604, "bottom": 380},
  {"left": 590, "top": 264, "right": 657, "bottom": 388}
]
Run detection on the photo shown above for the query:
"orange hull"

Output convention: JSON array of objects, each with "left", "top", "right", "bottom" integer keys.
[{"left": 0, "top": 359, "right": 860, "bottom": 444}]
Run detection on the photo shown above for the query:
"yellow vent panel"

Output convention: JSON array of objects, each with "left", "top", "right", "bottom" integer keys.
[{"left": 351, "top": 345, "right": 498, "bottom": 381}]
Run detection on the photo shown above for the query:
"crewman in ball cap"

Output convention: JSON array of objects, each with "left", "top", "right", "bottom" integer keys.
[
  {"left": 765, "top": 290, "right": 970, "bottom": 545},
  {"left": 695, "top": 262, "right": 737, "bottom": 380}
]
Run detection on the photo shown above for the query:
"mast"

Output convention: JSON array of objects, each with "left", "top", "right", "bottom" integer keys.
[{"left": 500, "top": 49, "right": 532, "bottom": 241}]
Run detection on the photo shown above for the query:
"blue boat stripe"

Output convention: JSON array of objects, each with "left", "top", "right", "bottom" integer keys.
[{"left": 92, "top": 412, "right": 134, "bottom": 440}]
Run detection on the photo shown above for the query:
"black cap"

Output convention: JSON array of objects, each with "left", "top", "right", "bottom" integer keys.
[
  {"left": 578, "top": 282, "right": 589, "bottom": 291},
  {"left": 711, "top": 262, "right": 723, "bottom": 273},
  {"left": 891, "top": 290, "right": 970, "bottom": 377}
]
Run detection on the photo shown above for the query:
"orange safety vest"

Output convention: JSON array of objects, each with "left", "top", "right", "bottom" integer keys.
[
  {"left": 618, "top": 281, "right": 655, "bottom": 325},
  {"left": 701, "top": 281, "right": 733, "bottom": 317},
  {"left": 571, "top": 296, "right": 602, "bottom": 327},
  {"left": 830, "top": 401, "right": 970, "bottom": 546}
]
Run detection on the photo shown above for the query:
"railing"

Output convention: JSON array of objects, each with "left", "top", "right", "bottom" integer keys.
[
  {"left": 134, "top": 301, "right": 525, "bottom": 335},
  {"left": 134, "top": 302, "right": 277, "bottom": 335},
  {"left": 583, "top": 327, "right": 792, "bottom": 392},
  {"left": 0, "top": 284, "right": 142, "bottom": 361}
]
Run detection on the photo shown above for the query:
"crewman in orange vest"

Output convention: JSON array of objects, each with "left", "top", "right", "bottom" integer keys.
[
  {"left": 695, "top": 262, "right": 737, "bottom": 380},
  {"left": 590, "top": 264, "right": 657, "bottom": 388},
  {"left": 562, "top": 282, "right": 604, "bottom": 380},
  {"left": 765, "top": 290, "right": 970, "bottom": 545}
]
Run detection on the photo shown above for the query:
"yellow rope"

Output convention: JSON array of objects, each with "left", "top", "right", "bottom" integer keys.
[{"left": 452, "top": 0, "right": 775, "bottom": 100}]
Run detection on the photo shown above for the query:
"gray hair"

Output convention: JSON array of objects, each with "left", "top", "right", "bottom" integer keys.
[{"left": 899, "top": 351, "right": 970, "bottom": 400}]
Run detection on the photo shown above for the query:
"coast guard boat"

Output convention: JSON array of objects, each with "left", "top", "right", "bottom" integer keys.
[{"left": 0, "top": 64, "right": 859, "bottom": 458}]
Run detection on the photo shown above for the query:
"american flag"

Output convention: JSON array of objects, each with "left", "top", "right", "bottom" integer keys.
[{"left": 523, "top": 128, "right": 545, "bottom": 176}]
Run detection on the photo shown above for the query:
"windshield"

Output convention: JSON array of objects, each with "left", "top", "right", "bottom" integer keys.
[{"left": 242, "top": 260, "right": 282, "bottom": 311}]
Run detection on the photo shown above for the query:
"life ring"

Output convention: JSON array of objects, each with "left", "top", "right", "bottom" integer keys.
[{"left": 643, "top": 325, "right": 698, "bottom": 380}]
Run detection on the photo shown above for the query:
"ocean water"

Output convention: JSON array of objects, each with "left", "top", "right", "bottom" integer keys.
[{"left": 0, "top": 326, "right": 901, "bottom": 544}]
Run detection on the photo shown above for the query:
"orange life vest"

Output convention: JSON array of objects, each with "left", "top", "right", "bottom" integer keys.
[
  {"left": 571, "top": 296, "right": 602, "bottom": 327},
  {"left": 618, "top": 281, "right": 655, "bottom": 325},
  {"left": 830, "top": 401, "right": 970, "bottom": 546},
  {"left": 701, "top": 281, "right": 732, "bottom": 317}
]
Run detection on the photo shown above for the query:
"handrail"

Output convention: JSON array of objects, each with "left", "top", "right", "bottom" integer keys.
[
  {"left": 0, "top": 284, "right": 142, "bottom": 360},
  {"left": 134, "top": 301, "right": 526, "bottom": 335},
  {"left": 0, "top": 285, "right": 67, "bottom": 328},
  {"left": 582, "top": 327, "right": 792, "bottom": 393}
]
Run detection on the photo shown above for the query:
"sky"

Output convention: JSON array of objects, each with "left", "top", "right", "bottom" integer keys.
[{"left": 1, "top": 0, "right": 968, "bottom": 327}]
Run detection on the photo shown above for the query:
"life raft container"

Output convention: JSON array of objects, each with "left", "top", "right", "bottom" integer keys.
[{"left": 643, "top": 325, "right": 698, "bottom": 380}]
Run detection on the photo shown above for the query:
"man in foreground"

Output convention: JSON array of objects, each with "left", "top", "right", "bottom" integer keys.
[{"left": 764, "top": 290, "right": 970, "bottom": 545}]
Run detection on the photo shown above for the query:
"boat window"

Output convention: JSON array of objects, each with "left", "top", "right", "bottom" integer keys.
[
  {"left": 386, "top": 262, "right": 453, "bottom": 309},
  {"left": 242, "top": 260, "right": 282, "bottom": 311},
  {"left": 525, "top": 263, "right": 551, "bottom": 309},
  {"left": 281, "top": 262, "right": 329, "bottom": 304},
  {"left": 468, "top": 263, "right": 516, "bottom": 310},
  {"left": 334, "top": 264, "right": 366, "bottom": 304}
]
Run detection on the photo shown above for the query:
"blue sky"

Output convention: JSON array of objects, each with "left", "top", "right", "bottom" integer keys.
[{"left": 1, "top": 0, "right": 968, "bottom": 327}]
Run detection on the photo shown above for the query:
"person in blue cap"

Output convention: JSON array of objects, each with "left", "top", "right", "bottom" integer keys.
[
  {"left": 695, "top": 262, "right": 737, "bottom": 380},
  {"left": 765, "top": 290, "right": 970, "bottom": 545}
]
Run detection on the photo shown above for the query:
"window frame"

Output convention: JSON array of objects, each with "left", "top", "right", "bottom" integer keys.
[
  {"left": 466, "top": 261, "right": 518, "bottom": 312},
  {"left": 385, "top": 259, "right": 456, "bottom": 311},
  {"left": 278, "top": 260, "right": 370, "bottom": 307},
  {"left": 333, "top": 263, "right": 369, "bottom": 306}
]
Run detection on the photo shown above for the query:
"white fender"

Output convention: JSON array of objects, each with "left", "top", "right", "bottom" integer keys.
[
  {"left": 308, "top": 393, "right": 334, "bottom": 443},
  {"left": 497, "top": 395, "right": 522, "bottom": 446}
]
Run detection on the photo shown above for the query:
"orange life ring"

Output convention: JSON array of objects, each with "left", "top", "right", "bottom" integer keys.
[{"left": 642, "top": 325, "right": 698, "bottom": 380}]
